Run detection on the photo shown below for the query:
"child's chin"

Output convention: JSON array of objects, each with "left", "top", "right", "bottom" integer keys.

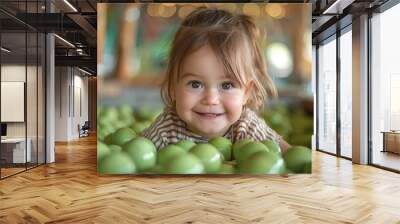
[{"left": 197, "top": 127, "right": 225, "bottom": 137}]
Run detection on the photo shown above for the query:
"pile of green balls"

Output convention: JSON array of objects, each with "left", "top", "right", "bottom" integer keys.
[
  {"left": 97, "top": 105, "right": 312, "bottom": 175},
  {"left": 97, "top": 104, "right": 161, "bottom": 141},
  {"left": 98, "top": 132, "right": 312, "bottom": 175}
]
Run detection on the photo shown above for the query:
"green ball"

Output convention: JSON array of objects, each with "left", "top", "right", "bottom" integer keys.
[
  {"left": 135, "top": 106, "right": 153, "bottom": 121},
  {"left": 97, "top": 129, "right": 108, "bottom": 141},
  {"left": 113, "top": 120, "right": 129, "bottom": 129},
  {"left": 158, "top": 145, "right": 186, "bottom": 166},
  {"left": 239, "top": 150, "right": 285, "bottom": 174},
  {"left": 218, "top": 163, "right": 236, "bottom": 174},
  {"left": 119, "top": 114, "right": 135, "bottom": 126},
  {"left": 123, "top": 137, "right": 157, "bottom": 171},
  {"left": 282, "top": 146, "right": 312, "bottom": 173},
  {"left": 97, "top": 141, "right": 110, "bottom": 162},
  {"left": 189, "top": 144, "right": 222, "bottom": 173},
  {"left": 98, "top": 124, "right": 116, "bottom": 140},
  {"left": 261, "top": 139, "right": 281, "bottom": 155},
  {"left": 175, "top": 140, "right": 196, "bottom": 152},
  {"left": 164, "top": 154, "right": 204, "bottom": 174},
  {"left": 104, "top": 127, "right": 136, "bottom": 146},
  {"left": 232, "top": 139, "right": 252, "bottom": 160},
  {"left": 303, "top": 162, "right": 312, "bottom": 173},
  {"left": 236, "top": 142, "right": 269, "bottom": 165},
  {"left": 108, "top": 144, "right": 122, "bottom": 153},
  {"left": 98, "top": 152, "right": 136, "bottom": 174},
  {"left": 118, "top": 104, "right": 134, "bottom": 117},
  {"left": 131, "top": 122, "right": 150, "bottom": 134},
  {"left": 100, "top": 107, "right": 119, "bottom": 122},
  {"left": 142, "top": 165, "right": 163, "bottom": 174},
  {"left": 209, "top": 137, "right": 232, "bottom": 161}
]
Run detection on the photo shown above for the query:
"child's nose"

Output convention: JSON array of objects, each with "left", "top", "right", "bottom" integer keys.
[{"left": 201, "top": 89, "right": 220, "bottom": 105}]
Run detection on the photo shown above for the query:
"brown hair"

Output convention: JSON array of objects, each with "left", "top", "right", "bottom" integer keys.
[{"left": 161, "top": 7, "right": 277, "bottom": 112}]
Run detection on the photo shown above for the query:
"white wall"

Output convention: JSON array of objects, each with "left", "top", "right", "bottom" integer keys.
[
  {"left": 55, "top": 67, "right": 69, "bottom": 141},
  {"left": 54, "top": 67, "right": 89, "bottom": 141},
  {"left": 1, "top": 82, "right": 25, "bottom": 122},
  {"left": 1, "top": 64, "right": 46, "bottom": 164}
]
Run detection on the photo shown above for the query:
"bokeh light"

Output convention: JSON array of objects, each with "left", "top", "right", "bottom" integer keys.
[
  {"left": 178, "top": 5, "right": 196, "bottom": 19},
  {"left": 243, "top": 3, "right": 261, "bottom": 17},
  {"left": 125, "top": 7, "right": 140, "bottom": 22},
  {"left": 159, "top": 4, "right": 176, "bottom": 18},
  {"left": 267, "top": 42, "right": 293, "bottom": 78},
  {"left": 265, "top": 4, "right": 286, "bottom": 19},
  {"left": 147, "top": 4, "right": 158, "bottom": 17}
]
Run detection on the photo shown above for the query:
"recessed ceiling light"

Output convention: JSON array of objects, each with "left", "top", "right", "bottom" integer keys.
[
  {"left": 63, "top": 0, "right": 78, "bottom": 12},
  {"left": 1, "top": 47, "right": 11, "bottom": 53},
  {"left": 54, "top": 34, "right": 75, "bottom": 48},
  {"left": 323, "top": 0, "right": 354, "bottom": 15},
  {"left": 78, "top": 67, "right": 93, "bottom": 76}
]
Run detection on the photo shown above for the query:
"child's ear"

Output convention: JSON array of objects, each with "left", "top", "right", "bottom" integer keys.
[
  {"left": 170, "top": 86, "right": 176, "bottom": 102},
  {"left": 243, "top": 81, "right": 254, "bottom": 104}
]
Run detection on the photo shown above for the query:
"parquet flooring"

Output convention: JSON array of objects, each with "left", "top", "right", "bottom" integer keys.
[
  {"left": 0, "top": 135, "right": 400, "bottom": 223},
  {"left": 1, "top": 167, "right": 25, "bottom": 178},
  {"left": 1, "top": 163, "right": 45, "bottom": 178}
]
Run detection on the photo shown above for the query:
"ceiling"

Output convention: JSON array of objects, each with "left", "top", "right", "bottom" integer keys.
[
  {"left": 311, "top": 0, "right": 389, "bottom": 43},
  {"left": 0, "top": 0, "right": 97, "bottom": 74},
  {"left": 0, "top": 0, "right": 392, "bottom": 75}
]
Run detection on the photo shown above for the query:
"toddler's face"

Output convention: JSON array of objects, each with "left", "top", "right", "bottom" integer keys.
[{"left": 174, "top": 45, "right": 250, "bottom": 138}]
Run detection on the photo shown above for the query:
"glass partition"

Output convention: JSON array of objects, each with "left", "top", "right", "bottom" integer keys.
[
  {"left": 1, "top": 30, "right": 28, "bottom": 178},
  {"left": 27, "top": 30, "right": 38, "bottom": 169},
  {"left": 0, "top": 1, "right": 46, "bottom": 179}
]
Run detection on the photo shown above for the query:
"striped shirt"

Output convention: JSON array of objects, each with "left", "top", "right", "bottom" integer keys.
[{"left": 142, "top": 107, "right": 282, "bottom": 150}]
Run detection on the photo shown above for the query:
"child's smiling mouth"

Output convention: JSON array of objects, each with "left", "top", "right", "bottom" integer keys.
[{"left": 193, "top": 111, "right": 225, "bottom": 119}]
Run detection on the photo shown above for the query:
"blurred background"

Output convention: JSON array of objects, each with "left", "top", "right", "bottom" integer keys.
[{"left": 97, "top": 3, "right": 313, "bottom": 147}]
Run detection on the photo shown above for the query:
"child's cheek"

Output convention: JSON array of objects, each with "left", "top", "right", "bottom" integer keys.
[
  {"left": 225, "top": 100, "right": 243, "bottom": 113},
  {"left": 179, "top": 91, "right": 200, "bottom": 110},
  {"left": 223, "top": 94, "right": 245, "bottom": 117}
]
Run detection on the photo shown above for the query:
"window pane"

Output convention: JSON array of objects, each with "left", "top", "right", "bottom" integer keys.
[
  {"left": 371, "top": 3, "right": 400, "bottom": 171},
  {"left": 340, "top": 29, "right": 352, "bottom": 158},
  {"left": 318, "top": 37, "right": 337, "bottom": 154}
]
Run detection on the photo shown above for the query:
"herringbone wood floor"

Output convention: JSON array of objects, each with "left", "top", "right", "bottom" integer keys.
[{"left": 1, "top": 135, "right": 399, "bottom": 224}]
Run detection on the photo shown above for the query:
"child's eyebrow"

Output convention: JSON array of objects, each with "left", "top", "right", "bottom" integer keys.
[
  {"left": 181, "top": 72, "right": 201, "bottom": 79},
  {"left": 181, "top": 72, "right": 234, "bottom": 81},
  {"left": 222, "top": 74, "right": 233, "bottom": 79}
]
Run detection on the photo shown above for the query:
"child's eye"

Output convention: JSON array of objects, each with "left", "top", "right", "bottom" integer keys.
[
  {"left": 221, "top": 82, "right": 234, "bottom": 90},
  {"left": 188, "top": 80, "right": 203, "bottom": 89}
]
